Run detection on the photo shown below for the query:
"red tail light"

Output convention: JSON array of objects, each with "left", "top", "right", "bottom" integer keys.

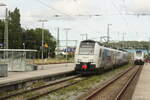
[{"left": 82, "top": 65, "right": 87, "bottom": 70}]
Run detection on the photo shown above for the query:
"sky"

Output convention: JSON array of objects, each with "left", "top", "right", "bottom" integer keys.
[{"left": 0, "top": 0, "right": 150, "bottom": 46}]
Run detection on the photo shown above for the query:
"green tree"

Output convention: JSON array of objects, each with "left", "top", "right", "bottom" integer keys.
[
  {"left": 0, "top": 8, "right": 57, "bottom": 58},
  {"left": 0, "top": 20, "right": 4, "bottom": 45},
  {"left": 24, "top": 28, "right": 56, "bottom": 58},
  {"left": 9, "top": 8, "right": 22, "bottom": 49}
]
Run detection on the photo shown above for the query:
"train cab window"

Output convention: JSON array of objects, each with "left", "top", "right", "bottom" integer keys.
[
  {"left": 136, "top": 51, "right": 142, "bottom": 57},
  {"left": 79, "top": 42, "right": 95, "bottom": 55}
]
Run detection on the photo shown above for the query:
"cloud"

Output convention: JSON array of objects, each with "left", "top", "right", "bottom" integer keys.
[
  {"left": 127, "top": 0, "right": 150, "bottom": 14},
  {"left": 29, "top": 0, "right": 104, "bottom": 21},
  {"left": 0, "top": 7, "right": 6, "bottom": 19},
  {"left": 53, "top": 0, "right": 89, "bottom": 15},
  {"left": 28, "top": 0, "right": 97, "bottom": 21},
  {"left": 52, "top": 0, "right": 108, "bottom": 15}
]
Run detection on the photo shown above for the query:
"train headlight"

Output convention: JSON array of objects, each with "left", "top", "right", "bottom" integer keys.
[{"left": 77, "top": 59, "right": 81, "bottom": 63}]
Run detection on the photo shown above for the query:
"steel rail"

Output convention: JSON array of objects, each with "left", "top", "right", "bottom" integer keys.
[
  {"left": 115, "top": 65, "right": 143, "bottom": 100},
  {"left": 27, "top": 78, "right": 84, "bottom": 100},
  {"left": 84, "top": 66, "right": 136, "bottom": 100},
  {"left": 0, "top": 74, "right": 81, "bottom": 100}
]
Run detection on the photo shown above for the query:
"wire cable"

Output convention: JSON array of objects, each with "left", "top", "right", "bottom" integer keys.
[{"left": 35, "top": 0, "right": 73, "bottom": 17}]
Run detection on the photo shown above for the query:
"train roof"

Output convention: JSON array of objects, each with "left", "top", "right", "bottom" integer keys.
[
  {"left": 81, "top": 39, "right": 103, "bottom": 45},
  {"left": 81, "top": 39, "right": 128, "bottom": 53},
  {"left": 81, "top": 40, "right": 95, "bottom": 43}
]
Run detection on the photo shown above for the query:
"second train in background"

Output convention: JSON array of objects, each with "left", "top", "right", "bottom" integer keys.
[{"left": 74, "top": 40, "right": 129, "bottom": 74}]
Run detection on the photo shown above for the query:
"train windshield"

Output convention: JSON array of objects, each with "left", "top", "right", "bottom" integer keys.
[
  {"left": 136, "top": 51, "right": 142, "bottom": 57},
  {"left": 79, "top": 42, "right": 95, "bottom": 55}
]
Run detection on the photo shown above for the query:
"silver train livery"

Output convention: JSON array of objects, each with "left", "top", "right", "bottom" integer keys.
[
  {"left": 74, "top": 40, "right": 129, "bottom": 74},
  {"left": 133, "top": 50, "right": 144, "bottom": 65}
]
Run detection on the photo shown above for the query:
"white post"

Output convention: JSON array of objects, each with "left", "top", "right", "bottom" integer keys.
[
  {"left": 107, "top": 24, "right": 112, "bottom": 43},
  {"left": 38, "top": 19, "right": 48, "bottom": 69},
  {"left": 64, "top": 28, "right": 71, "bottom": 67},
  {"left": 0, "top": 3, "right": 8, "bottom": 59}
]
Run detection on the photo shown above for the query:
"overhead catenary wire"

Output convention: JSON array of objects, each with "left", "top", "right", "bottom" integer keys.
[
  {"left": 108, "top": 0, "right": 135, "bottom": 42},
  {"left": 35, "top": 0, "right": 102, "bottom": 41},
  {"left": 34, "top": 0, "right": 132, "bottom": 42},
  {"left": 35, "top": 0, "right": 73, "bottom": 17},
  {"left": 30, "top": 0, "right": 136, "bottom": 41},
  {"left": 110, "top": 0, "right": 129, "bottom": 27},
  {"left": 72, "top": 0, "right": 105, "bottom": 40}
]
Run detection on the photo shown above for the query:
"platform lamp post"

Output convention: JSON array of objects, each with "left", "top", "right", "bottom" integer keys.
[
  {"left": 148, "top": 38, "right": 150, "bottom": 55},
  {"left": 80, "top": 34, "right": 88, "bottom": 40},
  {"left": 64, "top": 28, "right": 71, "bottom": 67},
  {"left": 0, "top": 3, "right": 8, "bottom": 59},
  {"left": 38, "top": 19, "right": 48, "bottom": 69},
  {"left": 107, "top": 24, "right": 112, "bottom": 43},
  {"left": 38, "top": 20, "right": 48, "bottom": 59}
]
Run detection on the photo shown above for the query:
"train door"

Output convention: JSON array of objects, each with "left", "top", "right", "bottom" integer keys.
[
  {"left": 102, "top": 49, "right": 111, "bottom": 69},
  {"left": 114, "top": 51, "right": 118, "bottom": 65},
  {"left": 98, "top": 48, "right": 102, "bottom": 68},
  {"left": 101, "top": 49, "right": 106, "bottom": 68},
  {"left": 112, "top": 51, "right": 116, "bottom": 66},
  {"left": 110, "top": 51, "right": 114, "bottom": 68}
]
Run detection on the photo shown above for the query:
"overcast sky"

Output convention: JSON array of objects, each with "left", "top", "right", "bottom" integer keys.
[{"left": 1, "top": 0, "right": 150, "bottom": 45}]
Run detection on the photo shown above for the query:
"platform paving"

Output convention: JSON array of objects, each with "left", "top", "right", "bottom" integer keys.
[
  {"left": 0, "top": 63, "right": 74, "bottom": 85},
  {"left": 132, "top": 63, "right": 150, "bottom": 100}
]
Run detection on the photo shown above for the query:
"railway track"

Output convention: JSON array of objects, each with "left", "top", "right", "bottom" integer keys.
[
  {"left": 79, "top": 65, "right": 142, "bottom": 100},
  {"left": 0, "top": 74, "right": 85, "bottom": 100}
]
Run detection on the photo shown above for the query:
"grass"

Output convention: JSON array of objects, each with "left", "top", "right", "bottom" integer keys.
[
  {"left": 38, "top": 64, "right": 132, "bottom": 100},
  {"left": 30, "top": 81, "right": 45, "bottom": 88},
  {"left": 0, "top": 80, "right": 46, "bottom": 99},
  {"left": 2, "top": 64, "right": 131, "bottom": 100},
  {"left": 33, "top": 58, "right": 74, "bottom": 65}
]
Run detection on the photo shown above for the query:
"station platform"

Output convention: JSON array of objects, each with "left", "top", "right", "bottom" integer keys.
[
  {"left": 0, "top": 63, "right": 74, "bottom": 87},
  {"left": 132, "top": 63, "right": 150, "bottom": 100}
]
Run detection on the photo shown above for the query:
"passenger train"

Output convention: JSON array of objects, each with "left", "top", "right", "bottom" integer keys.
[
  {"left": 74, "top": 40, "right": 129, "bottom": 74},
  {"left": 133, "top": 50, "right": 144, "bottom": 65}
]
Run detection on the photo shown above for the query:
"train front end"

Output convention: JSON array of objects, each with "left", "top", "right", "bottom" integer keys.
[
  {"left": 74, "top": 40, "right": 97, "bottom": 74},
  {"left": 134, "top": 50, "right": 144, "bottom": 65}
]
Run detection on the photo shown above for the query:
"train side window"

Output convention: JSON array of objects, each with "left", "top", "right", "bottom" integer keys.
[{"left": 107, "top": 51, "right": 111, "bottom": 57}]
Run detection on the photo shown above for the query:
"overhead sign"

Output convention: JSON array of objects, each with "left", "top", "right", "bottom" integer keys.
[
  {"left": 44, "top": 43, "right": 48, "bottom": 48},
  {"left": 64, "top": 48, "right": 75, "bottom": 52}
]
